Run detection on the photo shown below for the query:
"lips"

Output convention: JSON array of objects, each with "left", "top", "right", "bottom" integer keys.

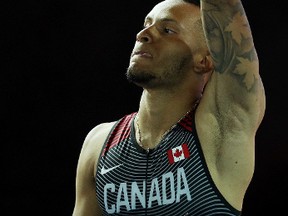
[{"left": 132, "top": 50, "right": 153, "bottom": 58}]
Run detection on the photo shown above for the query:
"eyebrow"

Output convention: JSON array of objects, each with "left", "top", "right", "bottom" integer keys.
[{"left": 145, "top": 16, "right": 179, "bottom": 25}]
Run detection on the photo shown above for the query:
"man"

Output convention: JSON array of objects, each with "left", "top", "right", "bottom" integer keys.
[{"left": 72, "top": 0, "right": 266, "bottom": 215}]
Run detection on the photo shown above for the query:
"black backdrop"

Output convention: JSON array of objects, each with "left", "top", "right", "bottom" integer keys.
[{"left": 3, "top": 0, "right": 287, "bottom": 215}]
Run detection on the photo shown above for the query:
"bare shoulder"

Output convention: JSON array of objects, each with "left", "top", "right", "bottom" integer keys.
[
  {"left": 83, "top": 121, "right": 116, "bottom": 150},
  {"left": 79, "top": 121, "right": 117, "bottom": 172}
]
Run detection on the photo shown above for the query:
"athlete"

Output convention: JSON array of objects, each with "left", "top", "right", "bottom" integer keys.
[{"left": 72, "top": 0, "right": 266, "bottom": 215}]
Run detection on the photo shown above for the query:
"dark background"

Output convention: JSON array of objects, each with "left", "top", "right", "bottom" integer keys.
[{"left": 3, "top": 0, "right": 287, "bottom": 215}]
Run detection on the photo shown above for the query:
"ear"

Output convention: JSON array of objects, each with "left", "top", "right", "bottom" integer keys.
[{"left": 193, "top": 53, "right": 214, "bottom": 74}]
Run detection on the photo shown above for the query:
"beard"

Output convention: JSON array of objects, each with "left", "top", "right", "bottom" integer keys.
[
  {"left": 126, "top": 68, "right": 156, "bottom": 84},
  {"left": 126, "top": 54, "right": 191, "bottom": 89}
]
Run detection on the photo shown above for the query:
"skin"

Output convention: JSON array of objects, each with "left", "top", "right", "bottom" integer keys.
[{"left": 72, "top": 0, "right": 266, "bottom": 215}]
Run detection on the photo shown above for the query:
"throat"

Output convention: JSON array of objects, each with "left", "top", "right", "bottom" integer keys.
[
  {"left": 134, "top": 109, "right": 192, "bottom": 150},
  {"left": 136, "top": 124, "right": 176, "bottom": 150}
]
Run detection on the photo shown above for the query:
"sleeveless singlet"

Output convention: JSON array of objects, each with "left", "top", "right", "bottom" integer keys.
[{"left": 95, "top": 112, "right": 241, "bottom": 216}]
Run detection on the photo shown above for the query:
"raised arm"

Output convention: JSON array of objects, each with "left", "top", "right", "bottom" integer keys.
[
  {"left": 195, "top": 1, "right": 266, "bottom": 209},
  {"left": 199, "top": 0, "right": 265, "bottom": 130}
]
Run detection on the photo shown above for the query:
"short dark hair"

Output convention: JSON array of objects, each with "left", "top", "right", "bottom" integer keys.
[{"left": 183, "top": 0, "right": 200, "bottom": 7}]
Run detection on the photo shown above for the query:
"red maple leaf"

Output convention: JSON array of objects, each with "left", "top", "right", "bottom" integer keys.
[{"left": 174, "top": 149, "right": 183, "bottom": 158}]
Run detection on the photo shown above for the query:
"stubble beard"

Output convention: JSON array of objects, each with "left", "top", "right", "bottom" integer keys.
[
  {"left": 126, "top": 67, "right": 156, "bottom": 86},
  {"left": 126, "top": 54, "right": 191, "bottom": 89}
]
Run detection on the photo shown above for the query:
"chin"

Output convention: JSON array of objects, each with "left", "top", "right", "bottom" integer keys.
[{"left": 126, "top": 67, "right": 156, "bottom": 85}]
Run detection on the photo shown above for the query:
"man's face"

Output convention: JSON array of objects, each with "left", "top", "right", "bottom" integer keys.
[{"left": 126, "top": 0, "right": 202, "bottom": 89}]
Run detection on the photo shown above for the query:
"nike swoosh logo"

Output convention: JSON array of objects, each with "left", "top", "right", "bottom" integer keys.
[{"left": 100, "top": 164, "right": 122, "bottom": 175}]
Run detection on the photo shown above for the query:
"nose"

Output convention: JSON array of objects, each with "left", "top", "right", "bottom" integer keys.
[{"left": 136, "top": 28, "right": 153, "bottom": 43}]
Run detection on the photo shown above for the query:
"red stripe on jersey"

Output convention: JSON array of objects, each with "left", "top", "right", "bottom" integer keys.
[{"left": 102, "top": 112, "right": 137, "bottom": 156}]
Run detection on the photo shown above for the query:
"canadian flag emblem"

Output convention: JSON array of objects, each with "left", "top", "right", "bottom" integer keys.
[{"left": 167, "top": 143, "right": 190, "bottom": 164}]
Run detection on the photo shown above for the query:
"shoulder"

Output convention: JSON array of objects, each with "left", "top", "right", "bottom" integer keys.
[
  {"left": 84, "top": 122, "right": 117, "bottom": 148},
  {"left": 78, "top": 121, "right": 117, "bottom": 175},
  {"left": 79, "top": 112, "right": 137, "bottom": 163}
]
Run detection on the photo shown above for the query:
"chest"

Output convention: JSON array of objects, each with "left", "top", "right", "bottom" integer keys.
[{"left": 95, "top": 125, "right": 240, "bottom": 215}]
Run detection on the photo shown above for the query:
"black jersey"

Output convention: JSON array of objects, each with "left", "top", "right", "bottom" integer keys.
[{"left": 95, "top": 112, "right": 241, "bottom": 216}]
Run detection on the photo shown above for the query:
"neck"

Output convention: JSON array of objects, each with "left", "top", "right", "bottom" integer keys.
[{"left": 135, "top": 88, "right": 200, "bottom": 149}]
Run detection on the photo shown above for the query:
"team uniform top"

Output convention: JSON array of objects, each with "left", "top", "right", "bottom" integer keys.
[{"left": 95, "top": 112, "right": 241, "bottom": 216}]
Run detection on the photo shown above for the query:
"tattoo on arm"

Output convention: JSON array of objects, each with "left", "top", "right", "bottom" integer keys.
[{"left": 201, "top": 0, "right": 259, "bottom": 91}]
